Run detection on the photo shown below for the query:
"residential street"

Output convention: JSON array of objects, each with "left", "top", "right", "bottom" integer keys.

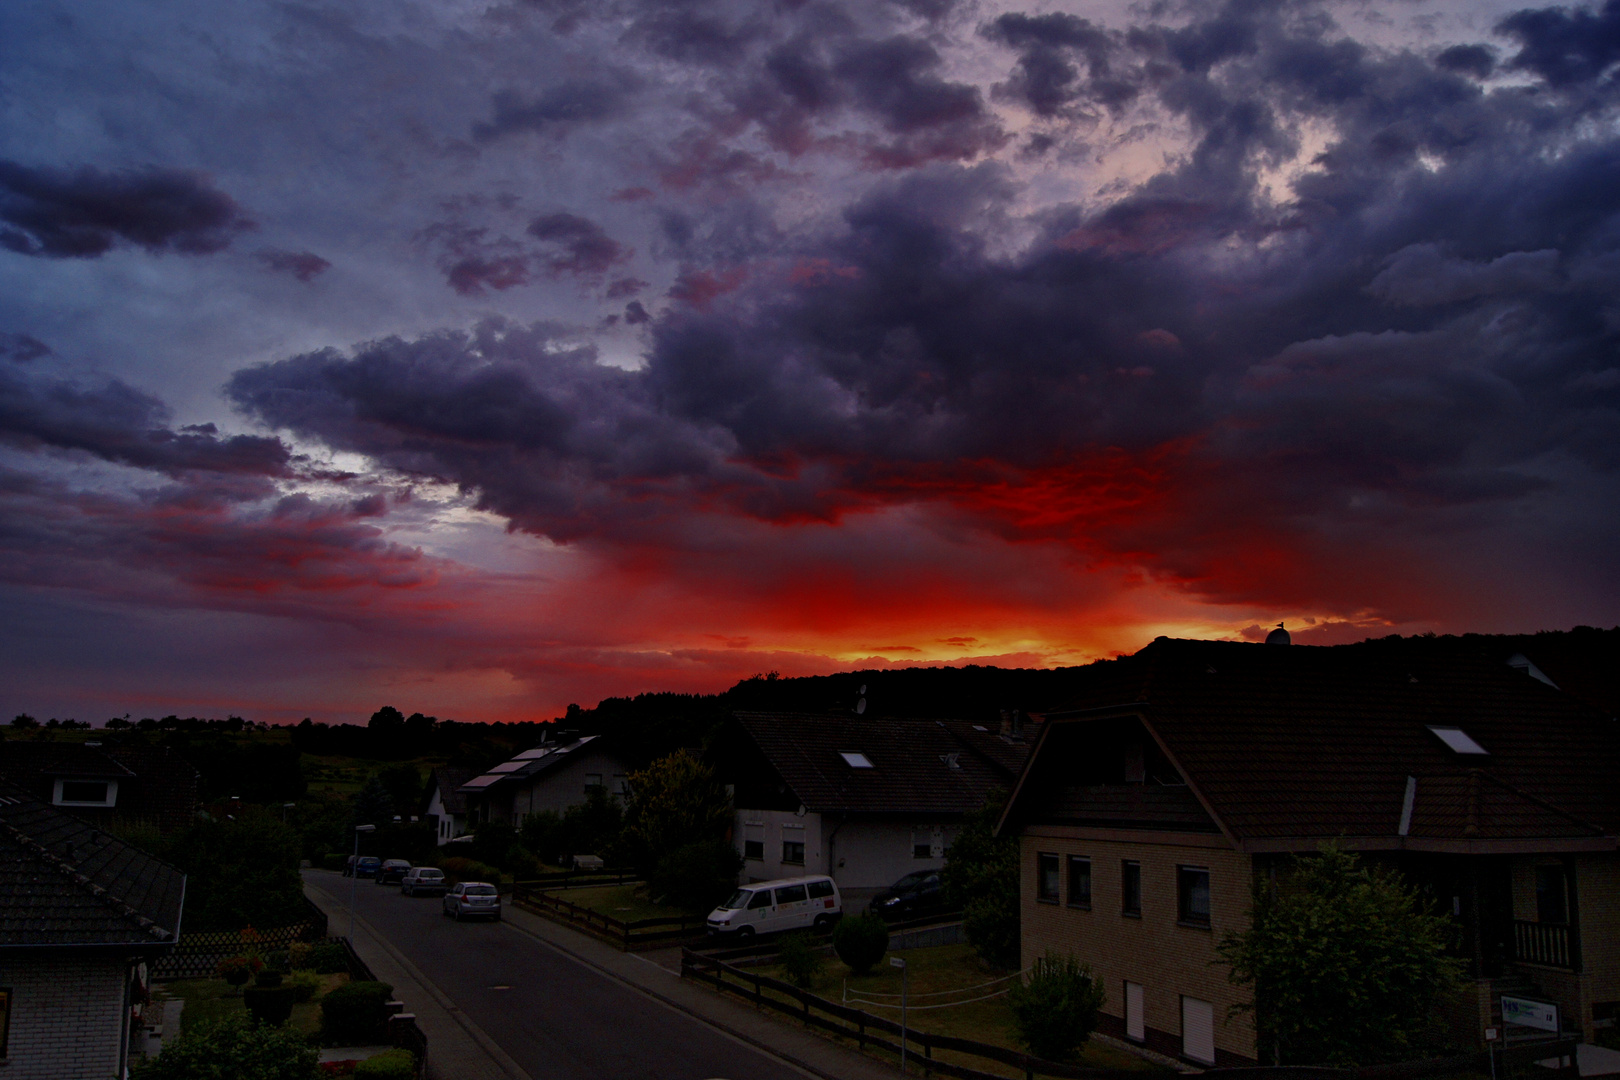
[{"left": 302, "top": 870, "right": 815, "bottom": 1080}]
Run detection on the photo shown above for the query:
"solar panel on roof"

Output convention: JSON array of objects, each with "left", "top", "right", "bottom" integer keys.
[
  {"left": 486, "top": 761, "right": 526, "bottom": 773},
  {"left": 1428, "top": 726, "right": 1489, "bottom": 755},
  {"left": 461, "top": 775, "right": 505, "bottom": 788},
  {"left": 513, "top": 747, "right": 552, "bottom": 760}
]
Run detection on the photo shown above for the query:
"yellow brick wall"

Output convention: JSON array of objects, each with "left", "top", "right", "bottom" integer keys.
[{"left": 1020, "top": 830, "right": 1257, "bottom": 1063}]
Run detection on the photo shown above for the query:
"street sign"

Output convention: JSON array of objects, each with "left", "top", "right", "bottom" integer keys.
[
  {"left": 890, "top": 956, "right": 906, "bottom": 969},
  {"left": 1502, "top": 996, "right": 1559, "bottom": 1033},
  {"left": 1485, "top": 1027, "right": 1499, "bottom": 1042}
]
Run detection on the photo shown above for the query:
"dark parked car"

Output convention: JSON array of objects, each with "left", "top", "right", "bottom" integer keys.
[
  {"left": 400, "top": 867, "right": 447, "bottom": 896},
  {"left": 352, "top": 856, "right": 383, "bottom": 879},
  {"left": 374, "top": 859, "right": 412, "bottom": 885},
  {"left": 868, "top": 870, "right": 946, "bottom": 920}
]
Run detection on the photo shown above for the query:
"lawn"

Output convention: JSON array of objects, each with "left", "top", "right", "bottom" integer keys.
[
  {"left": 158, "top": 973, "right": 348, "bottom": 1039},
  {"left": 549, "top": 883, "right": 695, "bottom": 922},
  {"left": 742, "top": 943, "right": 1155, "bottom": 1079}
]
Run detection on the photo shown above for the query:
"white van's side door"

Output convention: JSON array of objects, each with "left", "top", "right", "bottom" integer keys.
[
  {"left": 746, "top": 887, "right": 774, "bottom": 927},
  {"left": 771, "top": 883, "right": 811, "bottom": 930}
]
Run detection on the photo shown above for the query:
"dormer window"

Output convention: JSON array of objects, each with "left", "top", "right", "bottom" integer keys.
[
  {"left": 54, "top": 779, "right": 117, "bottom": 807},
  {"left": 1428, "top": 726, "right": 1489, "bottom": 755},
  {"left": 839, "top": 752, "right": 874, "bottom": 769}
]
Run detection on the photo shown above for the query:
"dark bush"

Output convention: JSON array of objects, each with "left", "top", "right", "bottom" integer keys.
[
  {"left": 647, "top": 838, "right": 742, "bottom": 912},
  {"left": 831, "top": 912, "right": 890, "bottom": 974},
  {"left": 242, "top": 984, "right": 295, "bottom": 1027},
  {"left": 133, "top": 1017, "right": 316, "bottom": 1080},
  {"left": 305, "top": 941, "right": 351, "bottom": 975},
  {"left": 286, "top": 970, "right": 322, "bottom": 1003},
  {"left": 779, "top": 931, "right": 824, "bottom": 988},
  {"left": 322, "top": 852, "right": 349, "bottom": 872},
  {"left": 1008, "top": 953, "right": 1107, "bottom": 1063},
  {"left": 438, "top": 856, "right": 502, "bottom": 885},
  {"left": 320, "top": 981, "right": 394, "bottom": 1045},
  {"left": 355, "top": 1049, "right": 416, "bottom": 1078}
]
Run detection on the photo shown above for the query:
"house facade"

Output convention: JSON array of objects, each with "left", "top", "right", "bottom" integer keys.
[
  {"left": 422, "top": 766, "right": 476, "bottom": 845},
  {"left": 0, "top": 783, "right": 184, "bottom": 1080},
  {"left": 458, "top": 735, "right": 632, "bottom": 828},
  {"left": 718, "top": 712, "right": 1035, "bottom": 903},
  {"left": 999, "top": 637, "right": 1619, "bottom": 1066}
]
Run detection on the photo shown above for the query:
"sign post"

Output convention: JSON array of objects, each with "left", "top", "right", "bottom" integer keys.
[{"left": 891, "top": 956, "right": 908, "bottom": 1074}]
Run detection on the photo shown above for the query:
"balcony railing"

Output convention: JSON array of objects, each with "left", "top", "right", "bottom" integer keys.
[{"left": 1514, "top": 920, "right": 1575, "bottom": 969}]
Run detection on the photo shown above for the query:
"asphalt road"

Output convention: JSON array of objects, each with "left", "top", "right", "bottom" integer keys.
[{"left": 318, "top": 875, "right": 807, "bottom": 1080}]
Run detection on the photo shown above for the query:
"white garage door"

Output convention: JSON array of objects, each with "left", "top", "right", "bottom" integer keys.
[
  {"left": 1125, "top": 982, "right": 1145, "bottom": 1042},
  {"left": 1182, "top": 997, "right": 1215, "bottom": 1065}
]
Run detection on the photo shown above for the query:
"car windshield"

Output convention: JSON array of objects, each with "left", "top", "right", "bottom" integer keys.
[
  {"left": 891, "top": 871, "right": 932, "bottom": 891},
  {"left": 465, "top": 885, "right": 498, "bottom": 896},
  {"left": 358, "top": 858, "right": 380, "bottom": 866},
  {"left": 722, "top": 890, "right": 751, "bottom": 909}
]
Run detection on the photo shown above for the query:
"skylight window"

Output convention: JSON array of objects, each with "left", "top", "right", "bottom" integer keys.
[
  {"left": 1428, "top": 726, "right": 1489, "bottom": 755},
  {"left": 840, "top": 752, "right": 874, "bottom": 769}
]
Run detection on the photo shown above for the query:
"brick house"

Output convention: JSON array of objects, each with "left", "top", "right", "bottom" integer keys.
[
  {"left": 998, "top": 636, "right": 1618, "bottom": 1066},
  {"left": 715, "top": 712, "right": 1036, "bottom": 904},
  {"left": 458, "top": 734, "right": 633, "bottom": 829},
  {"left": 0, "top": 783, "right": 185, "bottom": 1080}
]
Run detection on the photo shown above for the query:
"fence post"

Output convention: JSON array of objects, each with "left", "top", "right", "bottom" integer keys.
[
  {"left": 923, "top": 1039, "right": 932, "bottom": 1077},
  {"left": 858, "top": 1013, "right": 865, "bottom": 1051}
]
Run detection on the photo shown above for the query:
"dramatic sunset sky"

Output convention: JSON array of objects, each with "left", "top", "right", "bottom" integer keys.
[{"left": 3, "top": 0, "right": 1618, "bottom": 724}]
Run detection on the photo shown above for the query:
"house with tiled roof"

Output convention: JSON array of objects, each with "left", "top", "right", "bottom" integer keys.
[
  {"left": 0, "top": 741, "right": 199, "bottom": 833},
  {"left": 998, "top": 635, "right": 1619, "bottom": 1066},
  {"left": 0, "top": 783, "right": 185, "bottom": 1080},
  {"left": 458, "top": 734, "right": 632, "bottom": 831},
  {"left": 715, "top": 711, "right": 1037, "bottom": 901}
]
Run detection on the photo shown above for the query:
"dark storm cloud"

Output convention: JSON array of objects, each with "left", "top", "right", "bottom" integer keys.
[
  {"left": 420, "top": 214, "right": 629, "bottom": 294},
  {"left": 472, "top": 78, "right": 637, "bottom": 142},
  {"left": 1435, "top": 43, "right": 1497, "bottom": 79},
  {"left": 526, "top": 213, "right": 630, "bottom": 276},
  {"left": 228, "top": 0, "right": 1620, "bottom": 613},
  {"left": 255, "top": 248, "right": 332, "bottom": 281},
  {"left": 1497, "top": 0, "right": 1620, "bottom": 87},
  {"left": 0, "top": 160, "right": 252, "bottom": 258},
  {"left": 0, "top": 364, "right": 292, "bottom": 479},
  {"left": 0, "top": 333, "right": 51, "bottom": 363}
]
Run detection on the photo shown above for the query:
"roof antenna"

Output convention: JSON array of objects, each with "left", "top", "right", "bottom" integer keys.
[
  {"left": 854, "top": 684, "right": 867, "bottom": 716},
  {"left": 1265, "top": 622, "right": 1292, "bottom": 646}
]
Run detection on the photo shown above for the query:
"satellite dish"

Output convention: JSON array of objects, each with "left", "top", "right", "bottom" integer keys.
[
  {"left": 855, "top": 698, "right": 867, "bottom": 715},
  {"left": 858, "top": 684, "right": 867, "bottom": 695}
]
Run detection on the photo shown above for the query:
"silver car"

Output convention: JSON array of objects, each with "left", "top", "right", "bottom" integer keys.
[
  {"left": 442, "top": 881, "right": 502, "bottom": 921},
  {"left": 400, "top": 866, "right": 446, "bottom": 897}
]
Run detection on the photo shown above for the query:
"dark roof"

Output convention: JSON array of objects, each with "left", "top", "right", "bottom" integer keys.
[
  {"left": 457, "top": 735, "right": 623, "bottom": 796},
  {"left": 1004, "top": 637, "right": 1619, "bottom": 853},
  {"left": 0, "top": 741, "right": 200, "bottom": 834},
  {"left": 935, "top": 719, "right": 1040, "bottom": 777},
  {"left": 0, "top": 784, "right": 185, "bottom": 949},
  {"left": 731, "top": 713, "right": 1013, "bottom": 816},
  {"left": 426, "top": 766, "right": 478, "bottom": 815},
  {"left": 0, "top": 743, "right": 135, "bottom": 781}
]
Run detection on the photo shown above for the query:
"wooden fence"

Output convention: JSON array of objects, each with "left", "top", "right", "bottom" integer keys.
[
  {"left": 681, "top": 949, "right": 1580, "bottom": 1080},
  {"left": 515, "top": 869, "right": 641, "bottom": 889},
  {"left": 150, "top": 897, "right": 329, "bottom": 979},
  {"left": 511, "top": 883, "right": 709, "bottom": 950}
]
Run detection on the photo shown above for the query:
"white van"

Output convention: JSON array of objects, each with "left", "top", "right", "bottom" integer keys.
[{"left": 706, "top": 875, "right": 842, "bottom": 938}]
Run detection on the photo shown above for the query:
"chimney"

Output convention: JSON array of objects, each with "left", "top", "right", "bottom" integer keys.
[{"left": 998, "top": 708, "right": 1013, "bottom": 736}]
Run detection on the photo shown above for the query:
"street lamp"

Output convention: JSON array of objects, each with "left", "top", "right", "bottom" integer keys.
[{"left": 349, "top": 824, "right": 375, "bottom": 941}]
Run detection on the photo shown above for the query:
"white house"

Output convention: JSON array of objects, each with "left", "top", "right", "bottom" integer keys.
[
  {"left": 422, "top": 766, "right": 476, "bottom": 845},
  {"left": 458, "top": 734, "right": 632, "bottom": 828},
  {"left": 717, "top": 712, "right": 1035, "bottom": 904}
]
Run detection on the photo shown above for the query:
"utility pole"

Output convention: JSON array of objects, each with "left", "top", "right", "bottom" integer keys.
[{"left": 349, "top": 824, "right": 375, "bottom": 941}]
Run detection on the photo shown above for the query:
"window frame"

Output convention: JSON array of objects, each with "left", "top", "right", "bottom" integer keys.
[
  {"left": 1121, "top": 859, "right": 1142, "bottom": 917},
  {"left": 53, "top": 778, "right": 117, "bottom": 807},
  {"left": 1066, "top": 855, "right": 1092, "bottom": 910},
  {"left": 1177, "top": 865, "right": 1211, "bottom": 927},
  {"left": 1535, "top": 864, "right": 1568, "bottom": 924},
  {"left": 1036, "top": 852, "right": 1061, "bottom": 903},
  {"left": 782, "top": 839, "right": 806, "bottom": 865}
]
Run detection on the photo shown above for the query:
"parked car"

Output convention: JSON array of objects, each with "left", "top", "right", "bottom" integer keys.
[
  {"left": 443, "top": 881, "right": 502, "bottom": 921},
  {"left": 353, "top": 856, "right": 383, "bottom": 879},
  {"left": 400, "top": 867, "right": 447, "bottom": 897},
  {"left": 868, "top": 870, "right": 946, "bottom": 921},
  {"left": 374, "top": 859, "right": 413, "bottom": 885},
  {"left": 706, "top": 875, "right": 841, "bottom": 938}
]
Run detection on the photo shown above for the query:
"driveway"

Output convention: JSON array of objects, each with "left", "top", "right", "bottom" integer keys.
[{"left": 304, "top": 870, "right": 818, "bottom": 1080}]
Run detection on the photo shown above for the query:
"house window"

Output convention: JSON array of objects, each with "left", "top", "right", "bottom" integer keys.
[
  {"left": 782, "top": 840, "right": 805, "bottom": 864},
  {"left": 744, "top": 822, "right": 764, "bottom": 861},
  {"left": 1536, "top": 865, "right": 1568, "bottom": 924},
  {"left": 912, "top": 826, "right": 943, "bottom": 859},
  {"left": 584, "top": 773, "right": 603, "bottom": 793},
  {"left": 1178, "top": 866, "right": 1211, "bottom": 926},
  {"left": 1037, "top": 853, "right": 1061, "bottom": 903},
  {"left": 1182, "top": 996, "right": 1216, "bottom": 1064},
  {"left": 1122, "top": 860, "right": 1142, "bottom": 916},
  {"left": 54, "top": 779, "right": 116, "bottom": 807},
  {"left": 1067, "top": 857, "right": 1092, "bottom": 909},
  {"left": 612, "top": 774, "right": 628, "bottom": 794},
  {"left": 1124, "top": 981, "right": 1145, "bottom": 1043},
  {"left": 0, "top": 987, "right": 9, "bottom": 1059}
]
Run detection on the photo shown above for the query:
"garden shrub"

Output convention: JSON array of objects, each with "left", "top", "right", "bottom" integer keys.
[
  {"left": 354, "top": 1049, "right": 416, "bottom": 1079},
  {"left": 1008, "top": 952, "right": 1106, "bottom": 1063},
  {"left": 287, "top": 970, "right": 323, "bottom": 1003},
  {"left": 778, "top": 932, "right": 824, "bottom": 989},
  {"left": 305, "top": 941, "right": 351, "bottom": 975},
  {"left": 831, "top": 912, "right": 890, "bottom": 975},
  {"left": 320, "top": 981, "right": 394, "bottom": 1045},
  {"left": 647, "top": 838, "right": 742, "bottom": 912},
  {"left": 133, "top": 1017, "right": 318, "bottom": 1080},
  {"left": 438, "top": 856, "right": 502, "bottom": 884},
  {"left": 322, "top": 853, "right": 349, "bottom": 872}
]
